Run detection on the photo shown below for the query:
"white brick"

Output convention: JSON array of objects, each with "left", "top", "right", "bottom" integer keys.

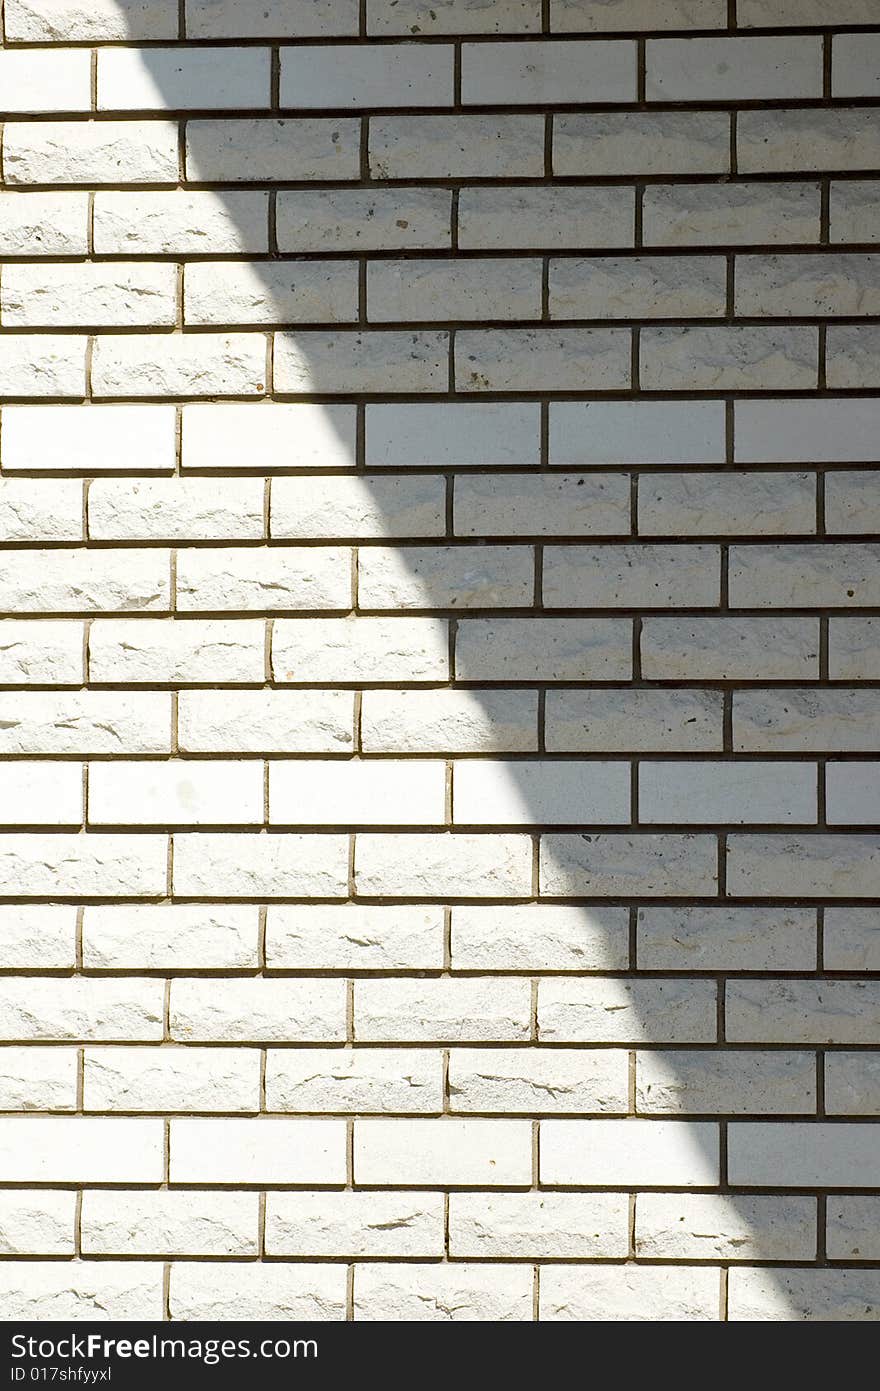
[
  {"left": 355, "top": 1264, "right": 532, "bottom": 1322},
  {"left": 187, "top": 117, "right": 360, "bottom": 182},
  {"left": 178, "top": 690, "right": 354, "bottom": 754},
  {"left": 647, "top": 36, "right": 821, "bottom": 100},
  {"left": 741, "top": 110, "right": 880, "bottom": 174},
  {"left": 272, "top": 474, "right": 445, "bottom": 540},
  {"left": 739, "top": 0, "right": 880, "bottom": 19},
  {"left": 173, "top": 833, "right": 348, "bottom": 898},
  {"left": 170, "top": 1118, "right": 346, "bottom": 1184},
  {"left": 0, "top": 192, "right": 88, "bottom": 255},
  {"left": 828, "top": 761, "right": 880, "bottom": 824},
  {"left": 361, "top": 689, "right": 537, "bottom": 753},
  {"left": 543, "top": 542, "right": 721, "bottom": 607},
  {"left": 727, "top": 979, "right": 880, "bottom": 1045},
  {"left": 170, "top": 1264, "right": 346, "bottom": 1322},
  {"left": 93, "top": 191, "right": 268, "bottom": 255},
  {"left": 89, "top": 760, "right": 264, "bottom": 827},
  {"left": 277, "top": 187, "right": 451, "bottom": 252},
  {"left": 825, "top": 908, "right": 880, "bottom": 970},
  {"left": 177, "top": 545, "right": 351, "bottom": 612},
  {"left": 636, "top": 1050, "right": 815, "bottom": 1115},
  {"left": 551, "top": 254, "right": 726, "bottom": 318},
  {"left": 355, "top": 832, "right": 532, "bottom": 897},
  {"left": 370, "top": 0, "right": 542, "bottom": 33},
  {"left": 729, "top": 1123, "right": 880, "bottom": 1188},
  {"left": 550, "top": 401, "right": 725, "bottom": 466},
  {"left": 0, "top": 50, "right": 90, "bottom": 112},
  {"left": 0, "top": 548, "right": 168, "bottom": 614},
  {"left": 188, "top": 0, "right": 358, "bottom": 38},
  {"left": 275, "top": 330, "right": 448, "bottom": 394},
  {"left": 539, "top": 978, "right": 717, "bottom": 1044},
  {"left": 0, "top": 1264, "right": 162, "bottom": 1322},
  {"left": 832, "top": 182, "right": 880, "bottom": 244},
  {"left": 639, "top": 471, "right": 816, "bottom": 537},
  {"left": 273, "top": 617, "right": 448, "bottom": 682},
  {"left": 457, "top": 327, "right": 630, "bottom": 392},
  {"left": 638, "top": 760, "right": 816, "bottom": 825},
  {"left": 0, "top": 335, "right": 85, "bottom": 397},
  {"left": 3, "top": 122, "right": 178, "bottom": 186},
  {"left": 641, "top": 617, "right": 819, "bottom": 680},
  {"left": 448, "top": 1047, "right": 628, "bottom": 1114},
  {"left": 458, "top": 186, "right": 633, "bottom": 250},
  {"left": 183, "top": 403, "right": 355, "bottom": 471},
  {"left": 451, "top": 904, "right": 629, "bottom": 971},
  {"left": 2, "top": 263, "right": 176, "bottom": 329},
  {"left": 267, "top": 1191, "right": 444, "bottom": 1257},
  {"left": 455, "top": 473, "right": 630, "bottom": 537},
  {"left": 367, "top": 403, "right": 540, "bottom": 467},
  {"left": 359, "top": 544, "right": 533, "bottom": 609},
  {"left": 826, "top": 472, "right": 880, "bottom": 535},
  {"left": 97, "top": 48, "right": 270, "bottom": 111},
  {"left": 552, "top": 0, "right": 726, "bottom": 28},
  {"left": 2, "top": 405, "right": 176, "bottom": 473},
  {"left": 0, "top": 1048, "right": 77, "bottom": 1112},
  {"left": 0, "top": 762, "right": 80, "bottom": 826},
  {"left": 0, "top": 1119, "right": 163, "bottom": 1183},
  {"left": 0, "top": 907, "right": 76, "bottom": 970},
  {"left": 463, "top": 40, "right": 635, "bottom": 103},
  {"left": 0, "top": 479, "right": 82, "bottom": 541},
  {"left": 83, "top": 1046, "right": 259, "bottom": 1113},
  {"left": 5, "top": 1, "right": 178, "bottom": 39},
  {"left": 736, "top": 254, "right": 880, "bottom": 318},
  {"left": 825, "top": 1053, "right": 880, "bottom": 1116},
  {"left": 555, "top": 112, "right": 729, "bottom": 176},
  {"left": 729, "top": 1268, "right": 880, "bottom": 1322},
  {"left": 641, "top": 325, "right": 817, "bottom": 391},
  {"left": 643, "top": 182, "right": 820, "bottom": 247},
  {"left": 547, "top": 689, "right": 723, "bottom": 753},
  {"left": 0, "top": 977, "right": 163, "bottom": 1042},
  {"left": 0, "top": 835, "right": 166, "bottom": 897},
  {"left": 82, "top": 1192, "right": 258, "bottom": 1256},
  {"left": 171, "top": 977, "right": 345, "bottom": 1043},
  {"left": 185, "top": 260, "right": 358, "bottom": 327},
  {"left": 368, "top": 259, "right": 542, "bottom": 322},
  {"left": 266, "top": 904, "right": 444, "bottom": 970},
  {"left": 541, "top": 1265, "right": 720, "bottom": 1322},
  {"left": 355, "top": 1118, "right": 533, "bottom": 1185},
  {"left": 89, "top": 477, "right": 264, "bottom": 541},
  {"left": 356, "top": 977, "right": 531, "bottom": 1042},
  {"left": 266, "top": 1048, "right": 443, "bottom": 1113},
  {"left": 736, "top": 399, "right": 880, "bottom": 464},
  {"left": 637, "top": 1193, "right": 816, "bottom": 1260},
  {"left": 541, "top": 832, "right": 718, "bottom": 896},
  {"left": 637, "top": 907, "right": 816, "bottom": 971},
  {"left": 454, "top": 759, "right": 629, "bottom": 825},
  {"left": 728, "top": 833, "right": 880, "bottom": 898},
  {"left": 281, "top": 44, "right": 453, "bottom": 107},
  {"left": 455, "top": 618, "right": 631, "bottom": 680},
  {"left": 89, "top": 619, "right": 265, "bottom": 683},
  {"left": 827, "top": 1197, "right": 880, "bottom": 1260},
  {"left": 450, "top": 1191, "right": 628, "bottom": 1257},
  {"left": 833, "top": 33, "right": 880, "bottom": 97},
  {"left": 370, "top": 115, "right": 544, "bottom": 179},
  {"left": 271, "top": 759, "right": 445, "bottom": 826},
  {"left": 91, "top": 332, "right": 266, "bottom": 398},
  {"left": 0, "top": 692, "right": 170, "bottom": 754},
  {"left": 830, "top": 618, "right": 880, "bottom": 679},
  {"left": 540, "top": 1120, "right": 719, "bottom": 1187},
  {"left": 0, "top": 1192, "right": 75, "bottom": 1255}
]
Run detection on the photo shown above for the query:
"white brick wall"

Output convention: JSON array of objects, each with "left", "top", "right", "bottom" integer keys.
[{"left": 0, "top": 0, "right": 877, "bottom": 1325}]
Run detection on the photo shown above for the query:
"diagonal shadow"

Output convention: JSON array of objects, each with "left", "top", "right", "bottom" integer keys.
[{"left": 11, "top": 5, "right": 856, "bottom": 1319}]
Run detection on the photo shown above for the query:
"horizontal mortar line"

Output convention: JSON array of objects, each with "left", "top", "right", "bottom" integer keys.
[
  {"left": 6, "top": 23, "right": 880, "bottom": 47},
  {"left": 10, "top": 387, "right": 880, "bottom": 405},
  {"left": 7, "top": 316, "right": 880, "bottom": 332}
]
